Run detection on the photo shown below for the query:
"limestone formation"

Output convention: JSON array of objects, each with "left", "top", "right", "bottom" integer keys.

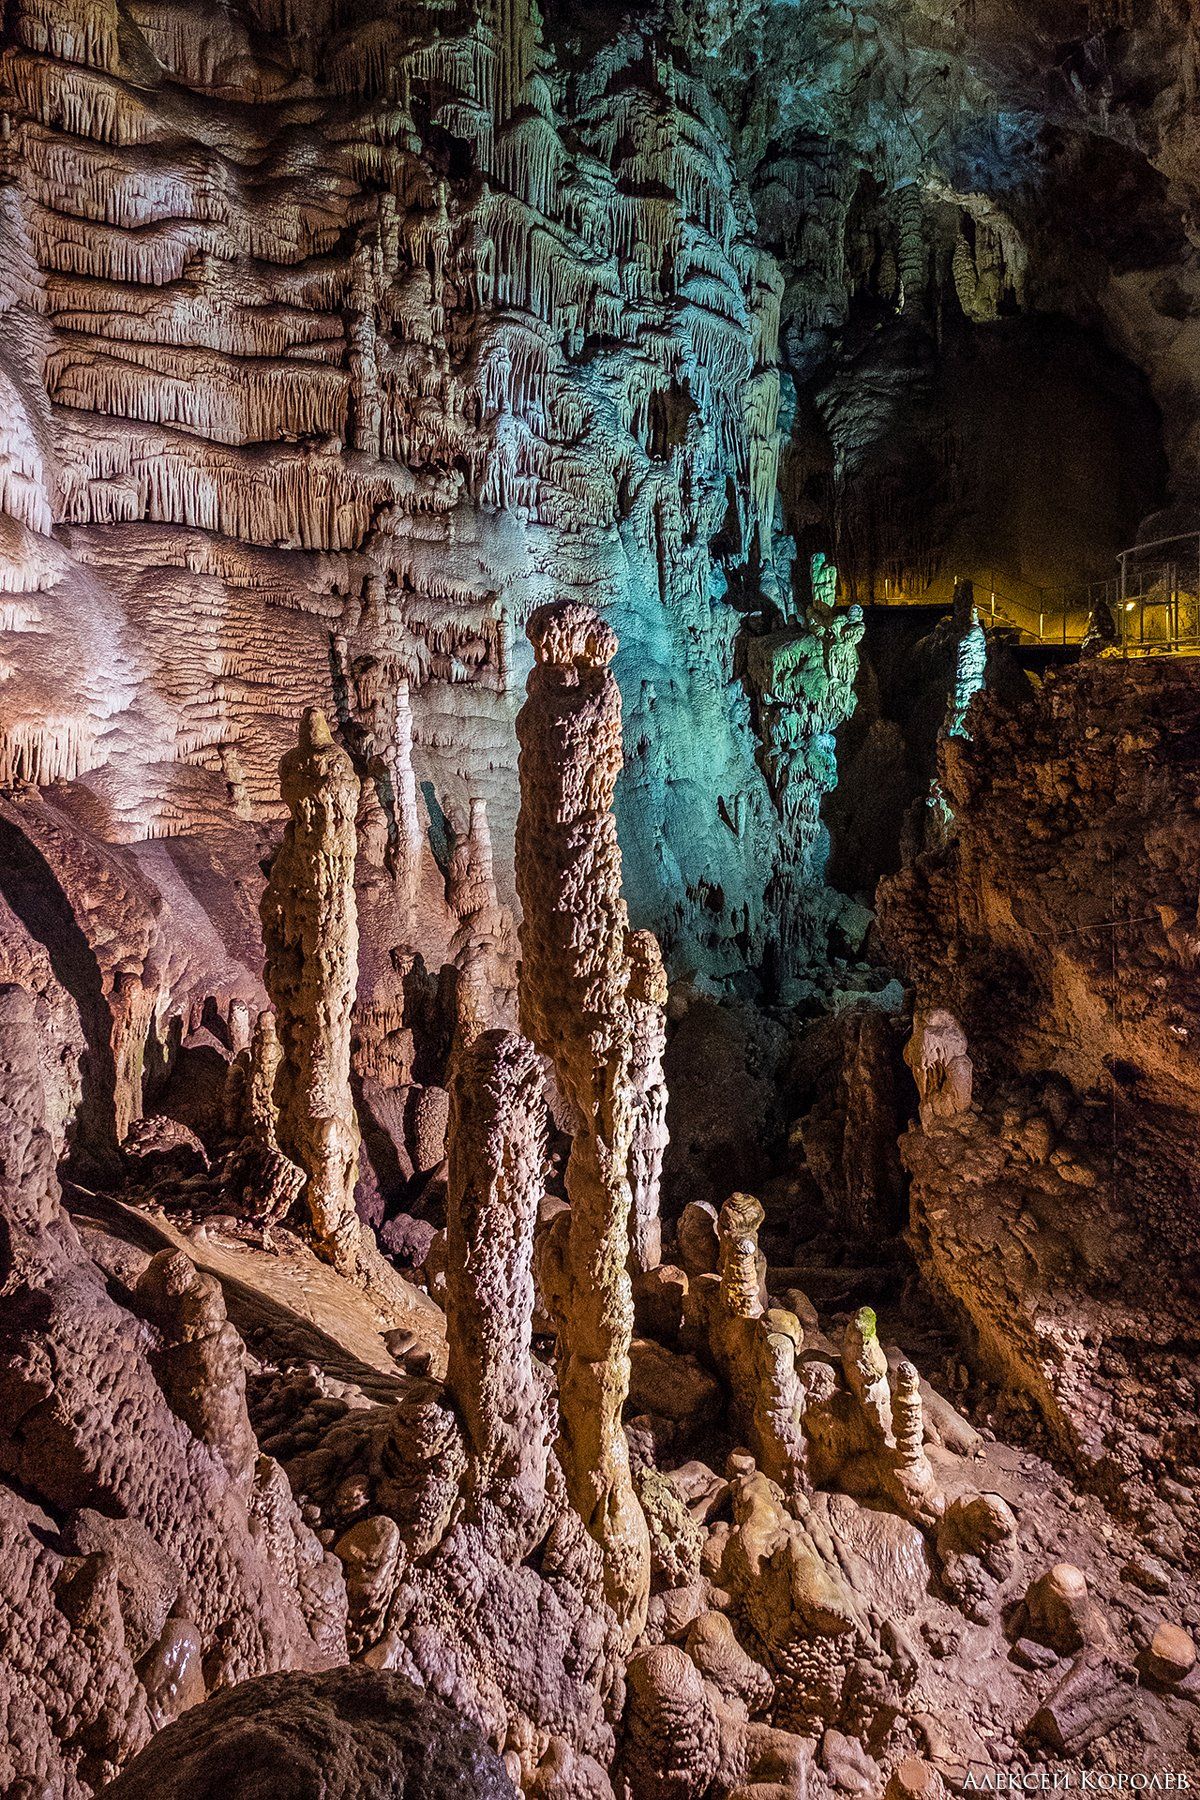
[
  {"left": 620, "top": 1645, "right": 720, "bottom": 1800},
  {"left": 903, "top": 1010, "right": 973, "bottom": 1131},
  {"left": 444, "top": 1028, "right": 553, "bottom": 1557},
  {"left": 0, "top": 926, "right": 346, "bottom": 1798},
  {"left": 626, "top": 931, "right": 669, "bottom": 1276},
  {"left": 841, "top": 1306, "right": 894, "bottom": 1446},
  {"left": 712, "top": 1193, "right": 807, "bottom": 1501},
  {"left": 333, "top": 1517, "right": 406, "bottom": 1658},
  {"left": 261, "top": 708, "right": 362, "bottom": 1271},
  {"left": 221, "top": 1009, "right": 306, "bottom": 1226},
  {"left": 515, "top": 600, "right": 655, "bottom": 1631},
  {"left": 881, "top": 660, "right": 1200, "bottom": 1546},
  {"left": 936, "top": 1493, "right": 1019, "bottom": 1623},
  {"left": 104, "top": 1668, "right": 518, "bottom": 1799},
  {"left": 1, "top": 0, "right": 1199, "bottom": 1791},
  {"left": 746, "top": 600, "right": 865, "bottom": 973},
  {"left": 944, "top": 584, "right": 987, "bottom": 741},
  {"left": 887, "top": 1360, "right": 942, "bottom": 1527}
]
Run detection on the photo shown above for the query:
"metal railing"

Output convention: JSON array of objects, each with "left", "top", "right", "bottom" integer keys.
[
  {"left": 857, "top": 535, "right": 1200, "bottom": 659},
  {"left": 1109, "top": 532, "right": 1200, "bottom": 657},
  {"left": 982, "top": 570, "right": 1081, "bottom": 647}
]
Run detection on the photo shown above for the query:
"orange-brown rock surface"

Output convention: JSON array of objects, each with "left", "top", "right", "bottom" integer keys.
[{"left": 880, "top": 660, "right": 1200, "bottom": 1566}]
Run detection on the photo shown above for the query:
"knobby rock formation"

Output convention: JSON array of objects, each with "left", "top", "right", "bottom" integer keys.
[
  {"left": 261, "top": 706, "right": 362, "bottom": 1270},
  {"left": 515, "top": 600, "right": 656, "bottom": 1633}
]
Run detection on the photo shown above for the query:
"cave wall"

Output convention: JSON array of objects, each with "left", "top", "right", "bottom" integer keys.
[
  {"left": 0, "top": 0, "right": 794, "bottom": 986},
  {"left": 878, "top": 659, "right": 1200, "bottom": 1557},
  {"left": 679, "top": 0, "right": 1192, "bottom": 600}
]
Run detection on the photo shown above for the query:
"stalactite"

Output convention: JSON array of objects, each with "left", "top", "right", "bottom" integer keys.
[
  {"left": 0, "top": 0, "right": 789, "bottom": 976},
  {"left": 47, "top": 344, "right": 351, "bottom": 447}
]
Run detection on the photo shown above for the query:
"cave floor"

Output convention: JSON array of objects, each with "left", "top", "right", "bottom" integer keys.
[{"left": 66, "top": 1182, "right": 1200, "bottom": 1783}]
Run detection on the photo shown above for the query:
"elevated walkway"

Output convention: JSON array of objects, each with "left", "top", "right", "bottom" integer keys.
[
  {"left": 855, "top": 531, "right": 1200, "bottom": 662},
  {"left": 1099, "top": 531, "right": 1200, "bottom": 658}
]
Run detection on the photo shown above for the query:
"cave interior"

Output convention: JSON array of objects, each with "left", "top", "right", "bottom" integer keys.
[{"left": 0, "top": 0, "right": 1198, "bottom": 1793}]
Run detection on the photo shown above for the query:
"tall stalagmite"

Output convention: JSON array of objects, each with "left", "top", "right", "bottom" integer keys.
[
  {"left": 444, "top": 1027, "right": 552, "bottom": 1558},
  {"left": 261, "top": 707, "right": 362, "bottom": 1272},
  {"left": 515, "top": 601, "right": 656, "bottom": 1632},
  {"left": 626, "top": 929, "right": 669, "bottom": 1275}
]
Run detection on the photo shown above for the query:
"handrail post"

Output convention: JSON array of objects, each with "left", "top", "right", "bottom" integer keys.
[{"left": 1119, "top": 550, "right": 1128, "bottom": 657}]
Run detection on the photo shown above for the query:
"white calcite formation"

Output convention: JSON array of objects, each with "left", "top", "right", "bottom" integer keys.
[{"left": 0, "top": 0, "right": 797, "bottom": 978}]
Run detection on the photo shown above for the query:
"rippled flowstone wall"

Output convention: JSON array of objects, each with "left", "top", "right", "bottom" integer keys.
[{"left": 0, "top": 0, "right": 803, "bottom": 983}]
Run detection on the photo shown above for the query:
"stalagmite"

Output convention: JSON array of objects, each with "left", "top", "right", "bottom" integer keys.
[
  {"left": 514, "top": 599, "right": 653, "bottom": 1633},
  {"left": 889, "top": 1359, "right": 942, "bottom": 1526},
  {"left": 444, "top": 1028, "right": 552, "bottom": 1556},
  {"left": 389, "top": 676, "right": 423, "bottom": 911},
  {"left": 233, "top": 1010, "right": 283, "bottom": 1144},
  {"left": 626, "top": 929, "right": 668, "bottom": 1275},
  {"left": 841, "top": 1306, "right": 894, "bottom": 1444},
  {"left": 260, "top": 708, "right": 362, "bottom": 1272},
  {"left": 447, "top": 796, "right": 498, "bottom": 923},
  {"left": 904, "top": 1009, "right": 973, "bottom": 1130},
  {"left": 221, "top": 1010, "right": 306, "bottom": 1227},
  {"left": 945, "top": 579, "right": 987, "bottom": 740},
  {"left": 712, "top": 1192, "right": 807, "bottom": 1499}
]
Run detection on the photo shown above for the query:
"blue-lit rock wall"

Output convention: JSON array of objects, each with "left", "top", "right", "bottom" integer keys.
[{"left": 0, "top": 0, "right": 829, "bottom": 982}]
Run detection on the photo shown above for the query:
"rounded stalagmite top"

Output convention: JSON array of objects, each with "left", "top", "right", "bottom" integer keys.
[
  {"left": 527, "top": 601, "right": 618, "bottom": 671},
  {"left": 299, "top": 705, "right": 336, "bottom": 751}
]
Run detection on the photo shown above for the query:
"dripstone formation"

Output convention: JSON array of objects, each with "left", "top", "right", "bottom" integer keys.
[
  {"left": 262, "top": 706, "right": 363, "bottom": 1272},
  {"left": 6, "top": 590, "right": 1197, "bottom": 1795},
  {"left": 516, "top": 601, "right": 657, "bottom": 1634},
  {"left": 1, "top": 0, "right": 1199, "bottom": 1792}
]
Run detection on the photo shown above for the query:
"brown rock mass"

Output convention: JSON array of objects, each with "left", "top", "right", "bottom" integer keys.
[{"left": 103, "top": 1667, "right": 518, "bottom": 1799}]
